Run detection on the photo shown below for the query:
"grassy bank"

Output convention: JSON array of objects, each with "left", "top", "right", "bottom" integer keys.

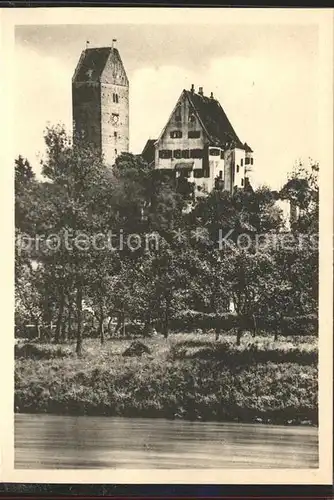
[{"left": 15, "top": 333, "right": 318, "bottom": 425}]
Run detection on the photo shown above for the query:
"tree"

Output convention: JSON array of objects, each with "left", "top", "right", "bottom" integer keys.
[{"left": 37, "top": 125, "right": 116, "bottom": 354}]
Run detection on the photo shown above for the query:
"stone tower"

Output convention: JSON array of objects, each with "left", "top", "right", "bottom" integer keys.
[{"left": 72, "top": 43, "right": 129, "bottom": 166}]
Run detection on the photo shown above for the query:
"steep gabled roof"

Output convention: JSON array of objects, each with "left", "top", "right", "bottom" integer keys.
[
  {"left": 73, "top": 47, "right": 128, "bottom": 85},
  {"left": 142, "top": 139, "right": 156, "bottom": 164},
  {"left": 244, "top": 142, "right": 253, "bottom": 153},
  {"left": 185, "top": 90, "right": 244, "bottom": 150}
]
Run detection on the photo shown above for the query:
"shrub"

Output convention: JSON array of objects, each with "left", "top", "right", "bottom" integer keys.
[
  {"left": 122, "top": 340, "right": 151, "bottom": 357},
  {"left": 15, "top": 342, "right": 73, "bottom": 360},
  {"left": 169, "top": 338, "right": 318, "bottom": 365}
]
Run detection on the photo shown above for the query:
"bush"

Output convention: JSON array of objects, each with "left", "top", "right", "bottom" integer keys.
[
  {"left": 15, "top": 342, "right": 72, "bottom": 360},
  {"left": 281, "top": 314, "right": 318, "bottom": 335},
  {"left": 171, "top": 310, "right": 237, "bottom": 332},
  {"left": 14, "top": 354, "right": 318, "bottom": 425},
  {"left": 169, "top": 339, "right": 317, "bottom": 365},
  {"left": 172, "top": 310, "right": 318, "bottom": 336},
  {"left": 122, "top": 340, "right": 151, "bottom": 357}
]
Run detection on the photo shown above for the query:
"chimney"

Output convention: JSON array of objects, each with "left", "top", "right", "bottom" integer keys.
[
  {"left": 210, "top": 92, "right": 214, "bottom": 99},
  {"left": 198, "top": 86, "right": 203, "bottom": 96},
  {"left": 191, "top": 84, "right": 194, "bottom": 93},
  {"left": 112, "top": 38, "right": 117, "bottom": 50}
]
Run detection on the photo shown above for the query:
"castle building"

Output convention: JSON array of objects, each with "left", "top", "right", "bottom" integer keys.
[
  {"left": 142, "top": 85, "right": 254, "bottom": 195},
  {"left": 72, "top": 43, "right": 129, "bottom": 166}
]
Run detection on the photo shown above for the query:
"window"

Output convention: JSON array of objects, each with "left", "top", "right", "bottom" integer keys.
[
  {"left": 114, "top": 131, "right": 118, "bottom": 138},
  {"left": 245, "top": 157, "right": 250, "bottom": 165},
  {"left": 219, "top": 170, "right": 223, "bottom": 179},
  {"left": 181, "top": 149, "right": 189, "bottom": 159},
  {"left": 193, "top": 169, "right": 204, "bottom": 178},
  {"left": 220, "top": 150, "right": 224, "bottom": 159},
  {"left": 175, "top": 106, "right": 181, "bottom": 121},
  {"left": 113, "top": 93, "right": 119, "bottom": 103},
  {"left": 190, "top": 148, "right": 203, "bottom": 159},
  {"left": 241, "top": 178, "right": 244, "bottom": 186},
  {"left": 251, "top": 158, "right": 254, "bottom": 165},
  {"left": 189, "top": 113, "right": 196, "bottom": 123},
  {"left": 209, "top": 148, "right": 220, "bottom": 156},
  {"left": 241, "top": 159, "right": 243, "bottom": 166},
  {"left": 236, "top": 165, "right": 239, "bottom": 173},
  {"left": 111, "top": 113, "right": 119, "bottom": 125},
  {"left": 159, "top": 149, "right": 172, "bottom": 159},
  {"left": 188, "top": 130, "right": 201, "bottom": 139},
  {"left": 170, "top": 130, "right": 182, "bottom": 139},
  {"left": 173, "top": 149, "right": 182, "bottom": 159}
]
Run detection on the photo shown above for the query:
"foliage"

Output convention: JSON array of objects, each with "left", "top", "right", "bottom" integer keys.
[
  {"left": 15, "top": 335, "right": 318, "bottom": 425},
  {"left": 15, "top": 125, "right": 318, "bottom": 354}
]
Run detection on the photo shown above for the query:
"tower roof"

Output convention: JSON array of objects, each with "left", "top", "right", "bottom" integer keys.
[
  {"left": 184, "top": 89, "right": 244, "bottom": 150},
  {"left": 73, "top": 47, "right": 128, "bottom": 85}
]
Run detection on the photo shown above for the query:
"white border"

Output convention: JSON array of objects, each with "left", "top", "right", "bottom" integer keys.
[{"left": 0, "top": 7, "right": 332, "bottom": 484}]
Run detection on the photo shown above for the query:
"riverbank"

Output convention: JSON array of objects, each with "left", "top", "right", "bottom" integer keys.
[{"left": 15, "top": 333, "right": 318, "bottom": 425}]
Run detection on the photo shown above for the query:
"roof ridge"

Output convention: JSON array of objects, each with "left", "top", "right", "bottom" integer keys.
[
  {"left": 185, "top": 89, "right": 244, "bottom": 149},
  {"left": 185, "top": 90, "right": 212, "bottom": 142}
]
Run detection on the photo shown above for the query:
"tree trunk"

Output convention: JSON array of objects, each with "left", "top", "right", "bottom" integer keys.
[
  {"left": 274, "top": 312, "right": 281, "bottom": 342},
  {"left": 252, "top": 313, "right": 257, "bottom": 337},
  {"left": 107, "top": 316, "right": 113, "bottom": 337},
  {"left": 67, "top": 294, "right": 73, "bottom": 340},
  {"left": 114, "top": 311, "right": 122, "bottom": 335},
  {"left": 236, "top": 327, "right": 242, "bottom": 346},
  {"left": 60, "top": 316, "right": 67, "bottom": 343},
  {"left": 236, "top": 312, "right": 242, "bottom": 346},
  {"left": 122, "top": 311, "right": 126, "bottom": 336},
  {"left": 143, "top": 313, "right": 152, "bottom": 337},
  {"left": 34, "top": 318, "right": 41, "bottom": 340},
  {"left": 55, "top": 292, "right": 65, "bottom": 343},
  {"left": 99, "top": 306, "right": 105, "bottom": 345},
  {"left": 163, "top": 302, "right": 169, "bottom": 339},
  {"left": 75, "top": 286, "right": 83, "bottom": 356}
]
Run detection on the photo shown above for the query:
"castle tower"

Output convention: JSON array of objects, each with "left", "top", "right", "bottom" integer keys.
[{"left": 72, "top": 42, "right": 129, "bottom": 166}]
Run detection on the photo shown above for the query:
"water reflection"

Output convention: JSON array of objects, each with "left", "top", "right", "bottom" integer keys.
[{"left": 15, "top": 414, "right": 318, "bottom": 469}]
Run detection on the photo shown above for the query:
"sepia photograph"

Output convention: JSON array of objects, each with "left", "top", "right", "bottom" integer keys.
[{"left": 0, "top": 7, "right": 332, "bottom": 484}]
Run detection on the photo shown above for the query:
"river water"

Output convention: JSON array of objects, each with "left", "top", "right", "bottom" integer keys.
[{"left": 15, "top": 414, "right": 318, "bottom": 469}]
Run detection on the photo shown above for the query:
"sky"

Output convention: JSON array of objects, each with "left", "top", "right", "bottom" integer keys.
[{"left": 14, "top": 23, "right": 319, "bottom": 189}]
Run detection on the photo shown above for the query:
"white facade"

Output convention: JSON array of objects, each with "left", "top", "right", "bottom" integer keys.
[{"left": 152, "top": 87, "right": 254, "bottom": 196}]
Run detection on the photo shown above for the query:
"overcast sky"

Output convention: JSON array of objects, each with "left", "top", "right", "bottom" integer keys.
[{"left": 15, "top": 23, "right": 319, "bottom": 189}]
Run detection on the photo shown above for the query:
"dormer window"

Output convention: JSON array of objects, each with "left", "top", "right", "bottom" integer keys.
[
  {"left": 170, "top": 130, "right": 182, "bottom": 139},
  {"left": 188, "top": 130, "right": 201, "bottom": 139}
]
